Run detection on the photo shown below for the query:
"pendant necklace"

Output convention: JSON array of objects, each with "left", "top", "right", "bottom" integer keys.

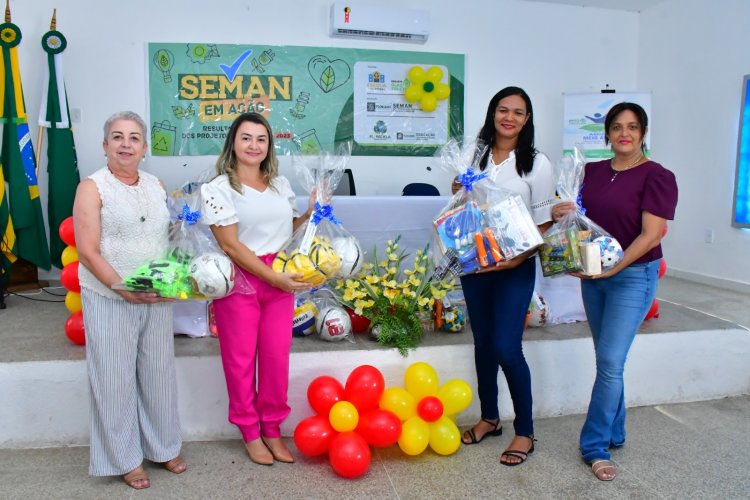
[
  {"left": 108, "top": 168, "right": 148, "bottom": 222},
  {"left": 610, "top": 153, "right": 643, "bottom": 182}
]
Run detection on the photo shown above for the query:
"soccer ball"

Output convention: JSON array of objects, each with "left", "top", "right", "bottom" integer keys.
[
  {"left": 189, "top": 252, "right": 235, "bottom": 298},
  {"left": 285, "top": 250, "right": 326, "bottom": 286},
  {"left": 292, "top": 299, "right": 318, "bottom": 337},
  {"left": 310, "top": 238, "right": 341, "bottom": 278},
  {"left": 441, "top": 306, "right": 466, "bottom": 333},
  {"left": 316, "top": 306, "right": 352, "bottom": 341},
  {"left": 594, "top": 236, "right": 624, "bottom": 269},
  {"left": 331, "top": 237, "right": 362, "bottom": 278},
  {"left": 527, "top": 292, "right": 548, "bottom": 327}
]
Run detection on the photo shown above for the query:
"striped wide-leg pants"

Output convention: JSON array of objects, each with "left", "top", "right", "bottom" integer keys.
[{"left": 82, "top": 288, "right": 182, "bottom": 476}]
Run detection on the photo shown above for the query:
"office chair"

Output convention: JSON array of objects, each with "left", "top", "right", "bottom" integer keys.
[
  {"left": 333, "top": 168, "right": 356, "bottom": 195},
  {"left": 402, "top": 182, "right": 440, "bottom": 196}
]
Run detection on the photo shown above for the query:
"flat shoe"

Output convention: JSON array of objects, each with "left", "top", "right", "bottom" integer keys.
[
  {"left": 262, "top": 437, "right": 295, "bottom": 463},
  {"left": 500, "top": 435, "right": 536, "bottom": 467},
  {"left": 461, "top": 418, "right": 503, "bottom": 445},
  {"left": 591, "top": 460, "right": 616, "bottom": 481},
  {"left": 123, "top": 466, "right": 150, "bottom": 490},
  {"left": 245, "top": 439, "right": 274, "bottom": 466},
  {"left": 160, "top": 456, "right": 187, "bottom": 474}
]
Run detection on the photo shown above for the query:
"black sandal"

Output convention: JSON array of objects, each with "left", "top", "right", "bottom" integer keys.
[
  {"left": 461, "top": 418, "right": 502, "bottom": 445},
  {"left": 500, "top": 435, "right": 536, "bottom": 466}
]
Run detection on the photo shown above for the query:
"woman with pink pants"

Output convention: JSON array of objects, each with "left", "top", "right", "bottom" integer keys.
[{"left": 202, "top": 113, "right": 313, "bottom": 465}]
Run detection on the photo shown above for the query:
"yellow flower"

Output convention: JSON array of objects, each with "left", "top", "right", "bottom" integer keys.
[
  {"left": 383, "top": 279, "right": 398, "bottom": 288},
  {"left": 408, "top": 275, "right": 421, "bottom": 287},
  {"left": 365, "top": 275, "right": 380, "bottom": 285},
  {"left": 387, "top": 252, "right": 398, "bottom": 261},
  {"left": 403, "top": 66, "right": 451, "bottom": 113},
  {"left": 0, "top": 28, "right": 16, "bottom": 44},
  {"left": 418, "top": 297, "right": 431, "bottom": 307},
  {"left": 384, "top": 288, "right": 400, "bottom": 300}
]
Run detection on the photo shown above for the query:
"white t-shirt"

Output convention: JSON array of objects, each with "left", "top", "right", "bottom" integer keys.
[
  {"left": 486, "top": 150, "right": 555, "bottom": 225},
  {"left": 201, "top": 174, "right": 298, "bottom": 256}
]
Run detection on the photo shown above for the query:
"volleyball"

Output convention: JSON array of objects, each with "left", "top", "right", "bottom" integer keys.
[
  {"left": 594, "top": 236, "right": 624, "bottom": 269},
  {"left": 527, "top": 292, "right": 548, "bottom": 327},
  {"left": 441, "top": 306, "right": 466, "bottom": 333},
  {"left": 316, "top": 306, "right": 352, "bottom": 341},
  {"left": 331, "top": 237, "right": 362, "bottom": 278},
  {"left": 189, "top": 252, "right": 235, "bottom": 298},
  {"left": 293, "top": 299, "right": 318, "bottom": 337}
]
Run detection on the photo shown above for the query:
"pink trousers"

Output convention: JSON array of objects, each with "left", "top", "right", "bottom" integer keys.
[{"left": 213, "top": 254, "right": 293, "bottom": 442}]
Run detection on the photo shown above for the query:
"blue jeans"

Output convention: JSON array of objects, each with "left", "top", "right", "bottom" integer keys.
[
  {"left": 461, "top": 257, "right": 536, "bottom": 436},
  {"left": 579, "top": 260, "right": 659, "bottom": 462}
]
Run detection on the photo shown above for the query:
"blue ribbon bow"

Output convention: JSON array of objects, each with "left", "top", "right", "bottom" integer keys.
[
  {"left": 311, "top": 202, "right": 341, "bottom": 226},
  {"left": 177, "top": 203, "right": 201, "bottom": 225},
  {"left": 576, "top": 184, "right": 587, "bottom": 215},
  {"left": 458, "top": 168, "right": 488, "bottom": 192}
]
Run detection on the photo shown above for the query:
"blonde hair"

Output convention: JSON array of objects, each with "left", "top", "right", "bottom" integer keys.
[{"left": 215, "top": 113, "right": 279, "bottom": 193}]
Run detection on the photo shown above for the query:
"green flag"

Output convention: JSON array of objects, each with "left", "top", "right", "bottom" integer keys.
[
  {"left": 0, "top": 129, "right": 15, "bottom": 287},
  {"left": 0, "top": 20, "right": 51, "bottom": 271},
  {"left": 40, "top": 28, "right": 79, "bottom": 269}
]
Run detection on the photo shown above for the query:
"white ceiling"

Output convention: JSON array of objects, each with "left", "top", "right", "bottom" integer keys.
[{"left": 517, "top": 0, "right": 669, "bottom": 13}]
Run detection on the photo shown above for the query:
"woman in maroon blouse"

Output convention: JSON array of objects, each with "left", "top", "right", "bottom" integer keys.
[{"left": 553, "top": 102, "right": 678, "bottom": 481}]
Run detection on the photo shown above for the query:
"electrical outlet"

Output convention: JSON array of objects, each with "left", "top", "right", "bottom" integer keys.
[
  {"left": 70, "top": 108, "right": 81, "bottom": 123},
  {"left": 704, "top": 229, "right": 714, "bottom": 244}
]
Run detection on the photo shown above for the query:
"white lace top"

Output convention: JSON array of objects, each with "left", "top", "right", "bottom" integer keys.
[{"left": 78, "top": 167, "right": 170, "bottom": 299}]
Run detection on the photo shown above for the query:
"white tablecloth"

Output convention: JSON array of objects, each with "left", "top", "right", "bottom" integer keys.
[{"left": 296, "top": 196, "right": 585, "bottom": 324}]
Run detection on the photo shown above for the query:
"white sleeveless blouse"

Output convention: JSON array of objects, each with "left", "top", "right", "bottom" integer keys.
[{"left": 78, "top": 168, "right": 170, "bottom": 299}]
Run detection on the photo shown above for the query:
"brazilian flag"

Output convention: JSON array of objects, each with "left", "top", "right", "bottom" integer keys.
[{"left": 0, "top": 20, "right": 51, "bottom": 277}]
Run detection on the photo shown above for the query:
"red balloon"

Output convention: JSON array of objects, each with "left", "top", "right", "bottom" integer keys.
[
  {"left": 328, "top": 432, "right": 371, "bottom": 479},
  {"left": 661, "top": 224, "right": 668, "bottom": 238},
  {"left": 344, "top": 365, "right": 385, "bottom": 412},
  {"left": 356, "top": 409, "right": 402, "bottom": 447},
  {"left": 59, "top": 216, "right": 76, "bottom": 247},
  {"left": 645, "top": 299, "right": 660, "bottom": 320},
  {"left": 658, "top": 258, "right": 667, "bottom": 279},
  {"left": 307, "top": 376, "right": 345, "bottom": 415},
  {"left": 345, "top": 307, "right": 371, "bottom": 333},
  {"left": 416, "top": 396, "right": 444, "bottom": 422},
  {"left": 65, "top": 311, "right": 85, "bottom": 345},
  {"left": 293, "top": 415, "right": 336, "bottom": 456},
  {"left": 60, "top": 261, "right": 81, "bottom": 292}
]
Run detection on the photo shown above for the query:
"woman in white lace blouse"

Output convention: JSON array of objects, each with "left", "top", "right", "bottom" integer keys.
[{"left": 73, "top": 111, "right": 186, "bottom": 490}]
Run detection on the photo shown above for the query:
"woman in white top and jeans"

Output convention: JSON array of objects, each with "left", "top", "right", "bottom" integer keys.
[{"left": 202, "top": 113, "right": 313, "bottom": 466}]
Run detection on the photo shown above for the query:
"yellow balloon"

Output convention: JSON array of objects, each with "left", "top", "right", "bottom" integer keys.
[
  {"left": 61, "top": 246, "right": 79, "bottom": 267},
  {"left": 421, "top": 94, "right": 438, "bottom": 113},
  {"left": 407, "top": 66, "right": 426, "bottom": 84},
  {"left": 379, "top": 387, "right": 416, "bottom": 421},
  {"left": 437, "top": 379, "right": 473, "bottom": 416},
  {"left": 426, "top": 66, "right": 443, "bottom": 83},
  {"left": 404, "top": 362, "right": 439, "bottom": 400},
  {"left": 428, "top": 416, "right": 461, "bottom": 456},
  {"left": 65, "top": 291, "right": 82, "bottom": 314},
  {"left": 329, "top": 401, "right": 359, "bottom": 432},
  {"left": 404, "top": 85, "right": 422, "bottom": 103},
  {"left": 398, "top": 416, "right": 430, "bottom": 456},
  {"left": 435, "top": 83, "right": 451, "bottom": 100}
]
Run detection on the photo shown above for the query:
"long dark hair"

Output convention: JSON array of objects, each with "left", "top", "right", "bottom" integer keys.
[
  {"left": 215, "top": 113, "right": 279, "bottom": 193},
  {"left": 477, "top": 86, "right": 537, "bottom": 176},
  {"left": 604, "top": 102, "right": 649, "bottom": 152}
]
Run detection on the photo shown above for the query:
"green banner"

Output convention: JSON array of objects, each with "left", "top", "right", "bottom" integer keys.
[{"left": 148, "top": 43, "right": 464, "bottom": 157}]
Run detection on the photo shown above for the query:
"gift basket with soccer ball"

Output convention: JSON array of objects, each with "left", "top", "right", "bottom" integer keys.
[
  {"left": 432, "top": 139, "right": 544, "bottom": 277},
  {"left": 112, "top": 180, "right": 254, "bottom": 300},
  {"left": 272, "top": 142, "right": 363, "bottom": 287},
  {"left": 540, "top": 147, "right": 624, "bottom": 277}
]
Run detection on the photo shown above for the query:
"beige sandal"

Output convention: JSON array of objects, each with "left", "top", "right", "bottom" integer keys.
[
  {"left": 123, "top": 466, "right": 150, "bottom": 490},
  {"left": 262, "top": 437, "right": 295, "bottom": 463},
  {"left": 160, "top": 456, "right": 187, "bottom": 474},
  {"left": 591, "top": 460, "right": 616, "bottom": 481}
]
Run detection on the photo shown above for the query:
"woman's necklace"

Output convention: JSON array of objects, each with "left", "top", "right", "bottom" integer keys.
[
  {"left": 610, "top": 153, "right": 643, "bottom": 182},
  {"left": 107, "top": 168, "right": 148, "bottom": 222},
  {"left": 107, "top": 166, "right": 139, "bottom": 186}
]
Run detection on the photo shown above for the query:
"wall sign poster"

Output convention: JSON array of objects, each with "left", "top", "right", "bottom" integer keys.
[
  {"left": 732, "top": 75, "right": 750, "bottom": 228},
  {"left": 148, "top": 43, "right": 464, "bottom": 157},
  {"left": 563, "top": 92, "right": 652, "bottom": 159}
]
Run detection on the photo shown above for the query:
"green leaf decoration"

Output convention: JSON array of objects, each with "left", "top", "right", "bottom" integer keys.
[{"left": 320, "top": 65, "right": 335, "bottom": 92}]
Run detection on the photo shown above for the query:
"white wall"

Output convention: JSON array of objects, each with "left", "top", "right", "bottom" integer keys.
[{"left": 638, "top": 0, "right": 750, "bottom": 286}]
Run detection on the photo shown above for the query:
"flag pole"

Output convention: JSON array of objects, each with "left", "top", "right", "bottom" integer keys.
[{"left": 35, "top": 10, "right": 57, "bottom": 179}]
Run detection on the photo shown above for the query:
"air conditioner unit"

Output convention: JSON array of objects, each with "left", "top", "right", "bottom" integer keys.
[{"left": 329, "top": 2, "right": 430, "bottom": 43}]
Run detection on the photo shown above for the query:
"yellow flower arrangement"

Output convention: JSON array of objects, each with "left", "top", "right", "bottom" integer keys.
[{"left": 333, "top": 236, "right": 454, "bottom": 356}]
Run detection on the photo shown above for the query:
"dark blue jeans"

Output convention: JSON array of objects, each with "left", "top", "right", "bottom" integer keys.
[
  {"left": 579, "top": 260, "right": 659, "bottom": 462},
  {"left": 461, "top": 257, "right": 536, "bottom": 436}
]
